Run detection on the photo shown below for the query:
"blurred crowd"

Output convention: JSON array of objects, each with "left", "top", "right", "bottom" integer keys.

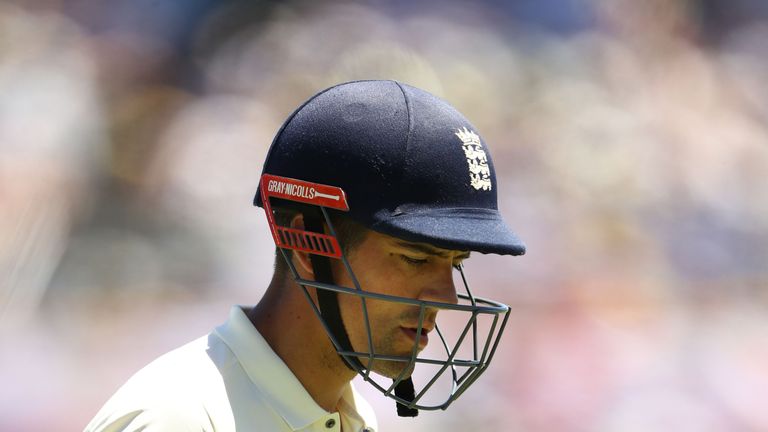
[{"left": 1, "top": 0, "right": 767, "bottom": 431}]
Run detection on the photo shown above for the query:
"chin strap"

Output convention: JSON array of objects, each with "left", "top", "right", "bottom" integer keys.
[
  {"left": 394, "top": 378, "right": 419, "bottom": 417},
  {"left": 303, "top": 211, "right": 363, "bottom": 373},
  {"left": 303, "top": 210, "right": 418, "bottom": 417}
]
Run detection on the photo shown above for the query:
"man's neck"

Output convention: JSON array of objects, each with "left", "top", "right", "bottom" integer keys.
[{"left": 247, "top": 279, "right": 356, "bottom": 412}]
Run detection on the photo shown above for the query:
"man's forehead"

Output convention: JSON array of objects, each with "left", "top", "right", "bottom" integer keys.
[
  {"left": 363, "top": 229, "right": 471, "bottom": 258},
  {"left": 390, "top": 238, "right": 471, "bottom": 259}
]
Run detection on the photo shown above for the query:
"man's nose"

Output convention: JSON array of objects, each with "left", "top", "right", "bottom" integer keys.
[{"left": 418, "top": 265, "right": 459, "bottom": 305}]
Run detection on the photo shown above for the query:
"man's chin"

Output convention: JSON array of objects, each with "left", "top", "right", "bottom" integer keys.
[{"left": 367, "top": 359, "right": 415, "bottom": 380}]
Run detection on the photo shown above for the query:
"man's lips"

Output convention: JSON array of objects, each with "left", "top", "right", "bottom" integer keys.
[{"left": 401, "top": 326, "right": 430, "bottom": 347}]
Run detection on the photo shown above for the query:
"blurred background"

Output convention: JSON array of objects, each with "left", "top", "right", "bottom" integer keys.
[{"left": 1, "top": 0, "right": 768, "bottom": 430}]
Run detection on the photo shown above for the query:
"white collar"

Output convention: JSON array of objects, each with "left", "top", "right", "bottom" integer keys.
[{"left": 214, "top": 306, "right": 373, "bottom": 431}]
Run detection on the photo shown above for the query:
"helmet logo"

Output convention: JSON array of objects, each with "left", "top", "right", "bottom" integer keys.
[{"left": 455, "top": 127, "right": 492, "bottom": 191}]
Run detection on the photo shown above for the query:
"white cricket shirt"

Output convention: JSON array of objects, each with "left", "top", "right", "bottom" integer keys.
[{"left": 85, "top": 306, "right": 378, "bottom": 432}]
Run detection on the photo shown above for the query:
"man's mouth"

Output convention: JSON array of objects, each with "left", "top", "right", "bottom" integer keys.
[{"left": 401, "top": 326, "right": 430, "bottom": 347}]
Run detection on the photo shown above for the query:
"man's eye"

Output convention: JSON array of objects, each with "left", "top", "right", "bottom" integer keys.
[{"left": 400, "top": 255, "right": 428, "bottom": 266}]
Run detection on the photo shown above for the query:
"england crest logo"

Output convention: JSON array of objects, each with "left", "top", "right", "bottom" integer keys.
[{"left": 455, "top": 127, "right": 492, "bottom": 191}]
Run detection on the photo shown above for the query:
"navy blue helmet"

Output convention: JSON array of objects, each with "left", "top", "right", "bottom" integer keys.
[{"left": 255, "top": 80, "right": 525, "bottom": 416}]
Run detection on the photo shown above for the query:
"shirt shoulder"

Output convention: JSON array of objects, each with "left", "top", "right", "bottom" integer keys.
[
  {"left": 85, "top": 335, "right": 233, "bottom": 432},
  {"left": 84, "top": 405, "right": 210, "bottom": 432}
]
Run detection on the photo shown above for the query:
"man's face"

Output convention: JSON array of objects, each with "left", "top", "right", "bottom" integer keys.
[{"left": 331, "top": 230, "right": 470, "bottom": 379}]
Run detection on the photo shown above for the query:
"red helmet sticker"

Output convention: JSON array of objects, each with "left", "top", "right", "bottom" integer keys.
[
  {"left": 260, "top": 174, "right": 349, "bottom": 210},
  {"left": 260, "top": 174, "right": 349, "bottom": 258}
]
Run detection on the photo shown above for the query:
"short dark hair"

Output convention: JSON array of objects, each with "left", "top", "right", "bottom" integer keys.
[{"left": 272, "top": 204, "right": 368, "bottom": 277}]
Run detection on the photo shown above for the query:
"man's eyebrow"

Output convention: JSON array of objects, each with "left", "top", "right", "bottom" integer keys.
[{"left": 394, "top": 241, "right": 471, "bottom": 259}]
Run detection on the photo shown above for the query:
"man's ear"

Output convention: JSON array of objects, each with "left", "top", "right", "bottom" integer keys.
[{"left": 289, "top": 213, "right": 315, "bottom": 276}]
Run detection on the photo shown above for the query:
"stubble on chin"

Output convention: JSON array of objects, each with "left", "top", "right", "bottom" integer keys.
[{"left": 363, "top": 329, "right": 418, "bottom": 379}]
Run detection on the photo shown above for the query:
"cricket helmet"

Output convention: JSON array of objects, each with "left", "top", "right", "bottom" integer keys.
[{"left": 255, "top": 80, "right": 525, "bottom": 416}]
